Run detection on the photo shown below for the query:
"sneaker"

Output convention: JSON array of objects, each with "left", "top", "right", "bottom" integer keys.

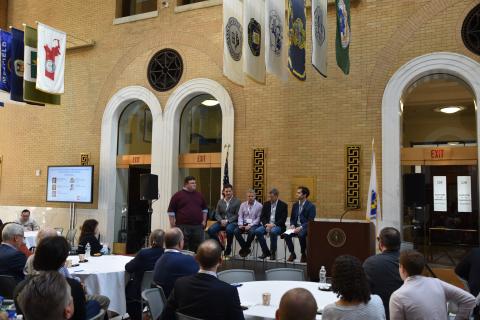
[
  {"left": 287, "top": 253, "right": 296, "bottom": 262},
  {"left": 300, "top": 254, "right": 307, "bottom": 263}
]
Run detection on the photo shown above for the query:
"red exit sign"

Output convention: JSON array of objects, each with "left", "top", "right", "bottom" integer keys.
[{"left": 430, "top": 149, "right": 444, "bottom": 159}]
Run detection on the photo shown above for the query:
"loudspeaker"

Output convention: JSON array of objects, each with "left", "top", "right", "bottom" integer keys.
[
  {"left": 140, "top": 174, "right": 158, "bottom": 200},
  {"left": 403, "top": 173, "right": 426, "bottom": 207}
]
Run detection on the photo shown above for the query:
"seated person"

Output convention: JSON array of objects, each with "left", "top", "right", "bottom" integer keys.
[
  {"left": 456, "top": 247, "right": 480, "bottom": 319},
  {"left": 234, "top": 189, "right": 262, "bottom": 257},
  {"left": 15, "top": 209, "right": 40, "bottom": 231},
  {"left": 0, "top": 223, "right": 27, "bottom": 282},
  {"left": 207, "top": 184, "right": 241, "bottom": 256},
  {"left": 363, "top": 227, "right": 403, "bottom": 318},
  {"left": 322, "top": 255, "right": 386, "bottom": 319},
  {"left": 17, "top": 271, "right": 74, "bottom": 320},
  {"left": 0, "top": 222, "right": 32, "bottom": 258},
  {"left": 14, "top": 236, "right": 101, "bottom": 320},
  {"left": 275, "top": 288, "right": 317, "bottom": 320},
  {"left": 255, "top": 188, "right": 288, "bottom": 260},
  {"left": 77, "top": 219, "right": 102, "bottom": 255},
  {"left": 153, "top": 227, "right": 199, "bottom": 298},
  {"left": 125, "top": 229, "right": 165, "bottom": 320},
  {"left": 390, "top": 250, "right": 475, "bottom": 320},
  {"left": 24, "top": 228, "right": 58, "bottom": 275},
  {"left": 283, "top": 186, "right": 316, "bottom": 263},
  {"left": 164, "top": 239, "right": 244, "bottom": 320}
]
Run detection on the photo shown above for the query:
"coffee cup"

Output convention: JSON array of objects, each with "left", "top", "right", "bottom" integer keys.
[
  {"left": 262, "top": 292, "right": 271, "bottom": 306},
  {"left": 79, "top": 254, "right": 85, "bottom": 262}
]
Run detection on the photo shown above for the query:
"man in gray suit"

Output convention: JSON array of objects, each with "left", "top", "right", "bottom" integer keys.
[{"left": 207, "top": 184, "right": 241, "bottom": 256}]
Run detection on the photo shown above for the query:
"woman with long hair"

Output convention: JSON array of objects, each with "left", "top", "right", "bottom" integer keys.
[
  {"left": 78, "top": 219, "right": 102, "bottom": 255},
  {"left": 322, "top": 255, "right": 385, "bottom": 319}
]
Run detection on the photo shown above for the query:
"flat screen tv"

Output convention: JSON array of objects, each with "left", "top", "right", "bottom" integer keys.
[{"left": 46, "top": 165, "right": 94, "bottom": 203}]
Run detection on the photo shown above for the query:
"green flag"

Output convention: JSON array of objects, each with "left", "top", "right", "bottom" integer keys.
[
  {"left": 335, "top": 0, "right": 351, "bottom": 75},
  {"left": 23, "top": 25, "right": 61, "bottom": 105}
]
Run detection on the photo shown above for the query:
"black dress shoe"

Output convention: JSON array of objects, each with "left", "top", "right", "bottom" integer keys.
[
  {"left": 300, "top": 254, "right": 307, "bottom": 263},
  {"left": 270, "top": 252, "right": 276, "bottom": 260},
  {"left": 240, "top": 248, "right": 251, "bottom": 257},
  {"left": 287, "top": 253, "right": 296, "bottom": 262},
  {"left": 258, "top": 251, "right": 270, "bottom": 259}
]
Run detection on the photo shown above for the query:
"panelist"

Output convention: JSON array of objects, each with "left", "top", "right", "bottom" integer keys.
[
  {"left": 207, "top": 184, "right": 241, "bottom": 256},
  {"left": 283, "top": 186, "right": 316, "bottom": 263},
  {"left": 15, "top": 209, "right": 39, "bottom": 231},
  {"left": 234, "top": 189, "right": 262, "bottom": 257},
  {"left": 255, "top": 188, "right": 288, "bottom": 260}
]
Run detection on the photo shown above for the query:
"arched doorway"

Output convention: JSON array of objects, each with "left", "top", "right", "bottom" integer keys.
[
  {"left": 382, "top": 52, "right": 480, "bottom": 264},
  {"left": 99, "top": 86, "right": 162, "bottom": 246}
]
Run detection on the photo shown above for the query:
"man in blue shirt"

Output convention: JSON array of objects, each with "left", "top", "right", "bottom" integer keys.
[{"left": 153, "top": 228, "right": 199, "bottom": 298}]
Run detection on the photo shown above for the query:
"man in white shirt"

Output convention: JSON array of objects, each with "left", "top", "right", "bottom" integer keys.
[
  {"left": 15, "top": 209, "right": 40, "bottom": 231},
  {"left": 234, "top": 189, "right": 263, "bottom": 257},
  {"left": 390, "top": 250, "right": 475, "bottom": 320}
]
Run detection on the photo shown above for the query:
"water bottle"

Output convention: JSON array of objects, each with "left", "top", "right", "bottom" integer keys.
[
  {"left": 85, "top": 243, "right": 91, "bottom": 258},
  {"left": 319, "top": 266, "right": 327, "bottom": 283},
  {"left": 7, "top": 309, "right": 16, "bottom": 320},
  {"left": 0, "top": 295, "right": 4, "bottom": 311}
]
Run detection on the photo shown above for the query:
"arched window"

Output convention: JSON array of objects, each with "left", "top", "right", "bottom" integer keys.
[{"left": 117, "top": 100, "right": 152, "bottom": 155}]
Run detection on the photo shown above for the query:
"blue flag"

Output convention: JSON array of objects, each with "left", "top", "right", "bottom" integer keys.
[
  {"left": 0, "top": 30, "right": 12, "bottom": 92},
  {"left": 10, "top": 28, "right": 24, "bottom": 102},
  {"left": 287, "top": 0, "right": 306, "bottom": 81}
]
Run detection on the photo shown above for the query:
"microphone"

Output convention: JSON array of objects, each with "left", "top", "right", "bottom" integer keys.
[{"left": 339, "top": 209, "right": 352, "bottom": 223}]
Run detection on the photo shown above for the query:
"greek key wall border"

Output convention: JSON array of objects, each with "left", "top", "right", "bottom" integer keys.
[
  {"left": 345, "top": 145, "right": 361, "bottom": 210},
  {"left": 253, "top": 148, "right": 266, "bottom": 203}
]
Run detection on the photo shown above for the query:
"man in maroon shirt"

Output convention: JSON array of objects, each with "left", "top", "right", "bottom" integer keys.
[{"left": 167, "top": 176, "right": 208, "bottom": 252}]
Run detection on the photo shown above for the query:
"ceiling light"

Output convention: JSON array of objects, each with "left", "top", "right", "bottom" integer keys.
[
  {"left": 201, "top": 99, "right": 219, "bottom": 107},
  {"left": 435, "top": 106, "right": 464, "bottom": 114},
  {"left": 448, "top": 142, "right": 460, "bottom": 146}
]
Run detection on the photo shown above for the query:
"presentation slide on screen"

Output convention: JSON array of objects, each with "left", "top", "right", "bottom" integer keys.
[{"left": 46, "top": 166, "right": 93, "bottom": 203}]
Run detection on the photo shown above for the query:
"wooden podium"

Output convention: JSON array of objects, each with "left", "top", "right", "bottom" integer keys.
[{"left": 306, "top": 220, "right": 376, "bottom": 281}]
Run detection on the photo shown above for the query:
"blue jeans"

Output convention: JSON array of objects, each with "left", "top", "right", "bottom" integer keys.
[
  {"left": 234, "top": 225, "right": 258, "bottom": 249},
  {"left": 255, "top": 225, "right": 282, "bottom": 254},
  {"left": 85, "top": 300, "right": 101, "bottom": 319},
  {"left": 284, "top": 227, "right": 308, "bottom": 255},
  {"left": 207, "top": 222, "right": 237, "bottom": 250}
]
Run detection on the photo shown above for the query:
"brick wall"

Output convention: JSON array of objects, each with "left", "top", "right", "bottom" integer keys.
[{"left": 1, "top": 0, "right": 479, "bottom": 221}]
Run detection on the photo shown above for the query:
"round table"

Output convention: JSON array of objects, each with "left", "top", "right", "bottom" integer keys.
[
  {"left": 238, "top": 281, "right": 337, "bottom": 320},
  {"left": 68, "top": 255, "right": 133, "bottom": 315},
  {"left": 23, "top": 231, "right": 38, "bottom": 249}
]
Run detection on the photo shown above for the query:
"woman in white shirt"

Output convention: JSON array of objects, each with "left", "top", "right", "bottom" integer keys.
[{"left": 322, "top": 255, "right": 386, "bottom": 320}]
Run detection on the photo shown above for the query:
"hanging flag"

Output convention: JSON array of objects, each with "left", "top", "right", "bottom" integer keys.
[
  {"left": 366, "top": 141, "right": 381, "bottom": 225},
  {"left": 10, "top": 28, "right": 24, "bottom": 102},
  {"left": 335, "top": 0, "right": 351, "bottom": 75},
  {"left": 312, "top": 0, "right": 328, "bottom": 77},
  {"left": 265, "top": 0, "right": 287, "bottom": 81},
  {"left": 223, "top": 148, "right": 230, "bottom": 187},
  {"left": 287, "top": 0, "right": 306, "bottom": 81},
  {"left": 243, "top": 0, "right": 266, "bottom": 83},
  {"left": 36, "top": 22, "right": 66, "bottom": 94},
  {"left": 223, "top": 0, "right": 244, "bottom": 86},
  {"left": 0, "top": 30, "right": 12, "bottom": 92},
  {"left": 24, "top": 25, "right": 60, "bottom": 105}
]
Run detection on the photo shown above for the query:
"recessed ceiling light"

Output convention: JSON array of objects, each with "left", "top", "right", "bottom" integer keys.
[
  {"left": 448, "top": 142, "right": 460, "bottom": 146},
  {"left": 435, "top": 106, "right": 464, "bottom": 114},
  {"left": 201, "top": 99, "right": 219, "bottom": 107}
]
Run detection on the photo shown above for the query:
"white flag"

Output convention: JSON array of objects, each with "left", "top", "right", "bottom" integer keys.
[
  {"left": 243, "top": 0, "right": 265, "bottom": 83},
  {"left": 223, "top": 0, "right": 244, "bottom": 86},
  {"left": 312, "top": 0, "right": 327, "bottom": 77},
  {"left": 265, "top": 0, "right": 288, "bottom": 81},
  {"left": 366, "top": 145, "right": 381, "bottom": 225},
  {"left": 36, "top": 22, "right": 66, "bottom": 94}
]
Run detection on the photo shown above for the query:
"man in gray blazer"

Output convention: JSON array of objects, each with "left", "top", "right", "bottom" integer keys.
[{"left": 207, "top": 184, "right": 241, "bottom": 256}]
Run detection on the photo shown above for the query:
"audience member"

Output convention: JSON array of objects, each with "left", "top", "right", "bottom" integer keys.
[
  {"left": 256, "top": 188, "right": 288, "bottom": 260},
  {"left": 0, "top": 221, "right": 32, "bottom": 257},
  {"left": 207, "top": 184, "right": 241, "bottom": 256},
  {"left": 322, "top": 255, "right": 386, "bottom": 320},
  {"left": 164, "top": 239, "right": 244, "bottom": 320},
  {"left": 14, "top": 236, "right": 100, "bottom": 320},
  {"left": 24, "top": 227, "right": 58, "bottom": 275},
  {"left": 167, "top": 176, "right": 208, "bottom": 252},
  {"left": 234, "top": 189, "right": 262, "bottom": 257},
  {"left": 390, "top": 250, "right": 475, "bottom": 320},
  {"left": 153, "top": 227, "right": 199, "bottom": 298},
  {"left": 78, "top": 219, "right": 102, "bottom": 255},
  {"left": 275, "top": 288, "right": 317, "bottom": 320},
  {"left": 456, "top": 247, "right": 480, "bottom": 319},
  {"left": 363, "top": 227, "right": 403, "bottom": 318},
  {"left": 0, "top": 223, "right": 27, "bottom": 282},
  {"left": 17, "top": 271, "right": 74, "bottom": 320},
  {"left": 15, "top": 209, "right": 40, "bottom": 231},
  {"left": 125, "top": 229, "right": 165, "bottom": 320},
  {"left": 283, "top": 186, "right": 316, "bottom": 263}
]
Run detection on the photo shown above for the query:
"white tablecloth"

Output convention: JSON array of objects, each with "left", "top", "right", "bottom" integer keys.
[
  {"left": 23, "top": 231, "right": 38, "bottom": 249},
  {"left": 68, "top": 255, "right": 133, "bottom": 314},
  {"left": 238, "top": 281, "right": 337, "bottom": 319}
]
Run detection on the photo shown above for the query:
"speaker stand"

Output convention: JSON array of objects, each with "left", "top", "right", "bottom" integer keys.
[{"left": 144, "top": 199, "right": 155, "bottom": 248}]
